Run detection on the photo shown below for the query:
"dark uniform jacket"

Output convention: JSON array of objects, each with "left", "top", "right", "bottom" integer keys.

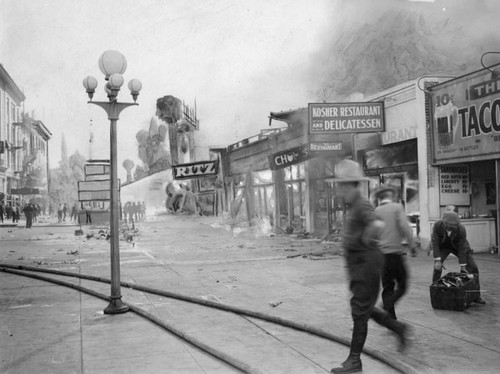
[
  {"left": 431, "top": 220, "right": 471, "bottom": 264},
  {"left": 343, "top": 190, "right": 381, "bottom": 253}
]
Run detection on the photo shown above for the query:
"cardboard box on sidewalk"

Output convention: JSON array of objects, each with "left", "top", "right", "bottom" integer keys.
[{"left": 430, "top": 272, "right": 480, "bottom": 311}]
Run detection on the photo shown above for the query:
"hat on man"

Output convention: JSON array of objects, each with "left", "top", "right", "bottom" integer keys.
[
  {"left": 373, "top": 184, "right": 397, "bottom": 199},
  {"left": 333, "top": 159, "right": 369, "bottom": 182},
  {"left": 441, "top": 211, "right": 460, "bottom": 227}
]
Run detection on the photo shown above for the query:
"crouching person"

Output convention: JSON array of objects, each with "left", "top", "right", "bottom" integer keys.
[{"left": 430, "top": 211, "right": 485, "bottom": 304}]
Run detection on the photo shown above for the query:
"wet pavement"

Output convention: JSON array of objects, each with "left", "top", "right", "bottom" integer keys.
[{"left": 1, "top": 214, "right": 499, "bottom": 373}]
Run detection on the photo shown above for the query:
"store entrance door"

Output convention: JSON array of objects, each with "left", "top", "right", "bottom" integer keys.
[
  {"left": 314, "top": 179, "right": 347, "bottom": 235},
  {"left": 279, "top": 181, "right": 306, "bottom": 233}
]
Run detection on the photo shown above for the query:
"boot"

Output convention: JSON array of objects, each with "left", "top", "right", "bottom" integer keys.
[
  {"left": 331, "top": 353, "right": 362, "bottom": 373},
  {"left": 371, "top": 308, "right": 409, "bottom": 352},
  {"left": 393, "top": 321, "right": 410, "bottom": 352}
]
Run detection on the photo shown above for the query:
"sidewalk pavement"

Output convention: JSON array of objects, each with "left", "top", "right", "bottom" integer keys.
[{"left": 1, "top": 215, "right": 499, "bottom": 373}]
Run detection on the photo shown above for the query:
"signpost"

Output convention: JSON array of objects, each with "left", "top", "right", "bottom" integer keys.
[{"left": 77, "top": 161, "right": 116, "bottom": 226}]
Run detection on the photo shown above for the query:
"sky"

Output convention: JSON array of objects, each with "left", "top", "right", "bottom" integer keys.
[{"left": 1, "top": 0, "right": 344, "bottom": 178}]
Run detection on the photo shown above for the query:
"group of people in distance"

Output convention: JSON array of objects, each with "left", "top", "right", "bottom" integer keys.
[
  {"left": 0, "top": 201, "right": 44, "bottom": 227},
  {"left": 123, "top": 201, "right": 146, "bottom": 223},
  {"left": 331, "top": 159, "right": 484, "bottom": 374},
  {"left": 0, "top": 201, "right": 21, "bottom": 223}
]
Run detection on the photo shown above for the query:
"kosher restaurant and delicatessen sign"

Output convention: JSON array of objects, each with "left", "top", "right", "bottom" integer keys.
[{"left": 308, "top": 102, "right": 385, "bottom": 134}]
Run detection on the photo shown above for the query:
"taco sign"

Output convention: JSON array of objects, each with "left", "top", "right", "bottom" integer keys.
[{"left": 430, "top": 65, "right": 500, "bottom": 163}]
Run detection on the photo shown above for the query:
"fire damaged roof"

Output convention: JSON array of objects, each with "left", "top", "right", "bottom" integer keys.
[{"left": 269, "top": 107, "right": 308, "bottom": 128}]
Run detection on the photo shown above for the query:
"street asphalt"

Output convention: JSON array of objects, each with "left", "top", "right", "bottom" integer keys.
[{"left": 0, "top": 214, "right": 499, "bottom": 373}]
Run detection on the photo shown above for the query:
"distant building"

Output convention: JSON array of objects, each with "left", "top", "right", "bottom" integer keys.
[
  {"left": 0, "top": 64, "right": 25, "bottom": 205},
  {"left": 0, "top": 64, "right": 52, "bottom": 206}
]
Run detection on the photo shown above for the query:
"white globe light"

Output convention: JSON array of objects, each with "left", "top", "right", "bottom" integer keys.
[
  {"left": 128, "top": 79, "right": 142, "bottom": 93},
  {"left": 98, "top": 50, "right": 127, "bottom": 79},
  {"left": 108, "top": 73, "right": 124, "bottom": 89},
  {"left": 82, "top": 76, "right": 98, "bottom": 91}
]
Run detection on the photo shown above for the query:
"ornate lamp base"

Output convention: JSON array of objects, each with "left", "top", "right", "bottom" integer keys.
[{"left": 104, "top": 297, "right": 129, "bottom": 314}]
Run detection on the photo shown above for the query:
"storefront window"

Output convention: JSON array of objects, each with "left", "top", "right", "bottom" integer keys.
[
  {"left": 364, "top": 140, "right": 417, "bottom": 172},
  {"left": 284, "top": 164, "right": 304, "bottom": 181},
  {"left": 253, "top": 170, "right": 273, "bottom": 184}
]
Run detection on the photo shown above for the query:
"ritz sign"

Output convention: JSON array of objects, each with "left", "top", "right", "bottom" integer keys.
[{"left": 173, "top": 160, "right": 219, "bottom": 180}]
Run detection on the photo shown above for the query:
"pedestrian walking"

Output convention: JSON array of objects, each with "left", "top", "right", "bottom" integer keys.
[
  {"left": 374, "top": 184, "right": 417, "bottom": 320},
  {"left": 12, "top": 203, "right": 20, "bottom": 223},
  {"left": 0, "top": 202, "right": 4, "bottom": 223},
  {"left": 128, "top": 202, "right": 135, "bottom": 222},
  {"left": 62, "top": 203, "right": 68, "bottom": 221},
  {"left": 71, "top": 203, "right": 79, "bottom": 222},
  {"left": 141, "top": 202, "right": 146, "bottom": 221},
  {"left": 6, "top": 203, "right": 12, "bottom": 220},
  {"left": 85, "top": 203, "right": 92, "bottom": 224},
  {"left": 331, "top": 160, "right": 409, "bottom": 374},
  {"left": 57, "top": 204, "right": 63, "bottom": 223},
  {"left": 36, "top": 204, "right": 41, "bottom": 221},
  {"left": 429, "top": 210, "right": 485, "bottom": 304},
  {"left": 23, "top": 203, "right": 33, "bottom": 229}
]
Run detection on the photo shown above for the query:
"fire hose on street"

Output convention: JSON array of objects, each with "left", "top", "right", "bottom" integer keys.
[{"left": 0, "top": 263, "right": 421, "bottom": 374}]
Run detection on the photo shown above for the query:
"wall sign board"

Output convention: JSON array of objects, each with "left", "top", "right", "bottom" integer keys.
[
  {"left": 309, "top": 142, "right": 343, "bottom": 152},
  {"left": 173, "top": 160, "right": 219, "bottom": 180},
  {"left": 268, "top": 145, "right": 311, "bottom": 170},
  {"left": 308, "top": 102, "right": 385, "bottom": 134},
  {"left": 84, "top": 164, "right": 110, "bottom": 176},
  {"left": 429, "top": 64, "right": 500, "bottom": 164},
  {"left": 439, "top": 166, "right": 470, "bottom": 206}
]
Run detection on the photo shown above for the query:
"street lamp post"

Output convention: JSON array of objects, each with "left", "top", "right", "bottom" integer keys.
[{"left": 83, "top": 50, "right": 142, "bottom": 314}]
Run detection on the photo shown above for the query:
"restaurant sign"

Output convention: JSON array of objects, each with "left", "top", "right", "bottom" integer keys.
[
  {"left": 430, "top": 64, "right": 500, "bottom": 163},
  {"left": 173, "top": 160, "right": 219, "bottom": 180},
  {"left": 308, "top": 102, "right": 385, "bottom": 134},
  {"left": 310, "top": 142, "right": 343, "bottom": 152},
  {"left": 268, "top": 145, "right": 311, "bottom": 170}
]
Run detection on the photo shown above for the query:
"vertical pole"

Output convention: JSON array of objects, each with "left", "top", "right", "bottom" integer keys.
[
  {"left": 104, "top": 115, "right": 129, "bottom": 314},
  {"left": 496, "top": 159, "right": 500, "bottom": 256}
]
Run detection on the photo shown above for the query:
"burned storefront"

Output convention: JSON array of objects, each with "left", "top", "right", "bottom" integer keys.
[
  {"left": 222, "top": 103, "right": 383, "bottom": 236},
  {"left": 223, "top": 120, "right": 304, "bottom": 232}
]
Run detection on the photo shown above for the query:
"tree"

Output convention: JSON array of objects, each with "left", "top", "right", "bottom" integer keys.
[
  {"left": 133, "top": 165, "right": 148, "bottom": 180},
  {"left": 122, "top": 159, "right": 135, "bottom": 182},
  {"left": 49, "top": 150, "right": 86, "bottom": 208},
  {"left": 135, "top": 117, "right": 171, "bottom": 175}
]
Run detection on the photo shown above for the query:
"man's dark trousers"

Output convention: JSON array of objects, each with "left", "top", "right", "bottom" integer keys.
[
  {"left": 347, "top": 250, "right": 404, "bottom": 354},
  {"left": 381, "top": 253, "right": 408, "bottom": 319}
]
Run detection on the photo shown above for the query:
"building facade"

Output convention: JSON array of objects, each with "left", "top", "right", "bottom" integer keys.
[
  {"left": 1, "top": 64, "right": 52, "bottom": 209},
  {"left": 0, "top": 64, "right": 25, "bottom": 206}
]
